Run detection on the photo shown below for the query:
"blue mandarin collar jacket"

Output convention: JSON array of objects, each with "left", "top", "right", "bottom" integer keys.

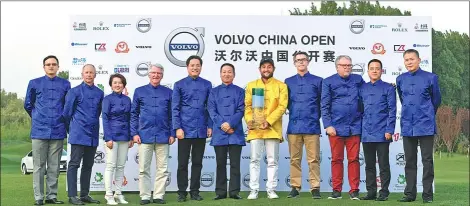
[
  {"left": 321, "top": 73, "right": 365, "bottom": 137},
  {"left": 130, "top": 83, "right": 175, "bottom": 144},
  {"left": 172, "top": 76, "right": 213, "bottom": 138},
  {"left": 285, "top": 71, "right": 323, "bottom": 135},
  {"left": 63, "top": 82, "right": 104, "bottom": 147},
  {"left": 24, "top": 75, "right": 71, "bottom": 139},
  {"left": 102, "top": 92, "right": 131, "bottom": 142},
  {"left": 359, "top": 79, "right": 397, "bottom": 142},
  {"left": 207, "top": 83, "right": 246, "bottom": 146},
  {"left": 396, "top": 68, "right": 441, "bottom": 137}
]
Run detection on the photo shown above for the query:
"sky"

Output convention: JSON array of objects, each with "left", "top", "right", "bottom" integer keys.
[{"left": 1, "top": 1, "right": 469, "bottom": 98}]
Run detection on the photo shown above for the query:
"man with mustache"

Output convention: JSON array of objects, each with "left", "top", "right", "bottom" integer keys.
[
  {"left": 284, "top": 51, "right": 323, "bottom": 199},
  {"left": 321, "top": 55, "right": 364, "bottom": 200},
  {"left": 245, "top": 58, "right": 288, "bottom": 200},
  {"left": 396, "top": 49, "right": 441, "bottom": 204},
  {"left": 359, "top": 59, "right": 396, "bottom": 201},
  {"left": 63, "top": 64, "right": 104, "bottom": 205},
  {"left": 24, "top": 55, "right": 70, "bottom": 205},
  {"left": 173, "top": 55, "right": 213, "bottom": 202},
  {"left": 131, "top": 64, "right": 175, "bottom": 205}
]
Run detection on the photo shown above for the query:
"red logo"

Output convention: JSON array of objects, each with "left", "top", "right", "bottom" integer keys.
[
  {"left": 371, "top": 43, "right": 386, "bottom": 54},
  {"left": 115, "top": 41, "right": 129, "bottom": 53}
]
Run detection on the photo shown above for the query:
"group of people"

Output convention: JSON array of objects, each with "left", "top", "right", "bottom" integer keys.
[{"left": 25, "top": 48, "right": 440, "bottom": 205}]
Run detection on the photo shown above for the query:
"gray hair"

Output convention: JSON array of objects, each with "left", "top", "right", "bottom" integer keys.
[
  {"left": 334, "top": 55, "right": 352, "bottom": 65},
  {"left": 150, "top": 63, "right": 164, "bottom": 71},
  {"left": 81, "top": 64, "right": 96, "bottom": 72}
]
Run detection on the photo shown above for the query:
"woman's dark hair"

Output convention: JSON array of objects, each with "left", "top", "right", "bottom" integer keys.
[{"left": 109, "top": 73, "right": 127, "bottom": 87}]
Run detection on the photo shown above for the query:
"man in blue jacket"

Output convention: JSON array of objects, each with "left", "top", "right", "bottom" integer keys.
[
  {"left": 359, "top": 59, "right": 396, "bottom": 201},
  {"left": 321, "top": 55, "right": 365, "bottom": 200},
  {"left": 24, "top": 55, "right": 70, "bottom": 205},
  {"left": 396, "top": 49, "right": 441, "bottom": 204},
  {"left": 131, "top": 63, "right": 175, "bottom": 205},
  {"left": 284, "top": 51, "right": 323, "bottom": 199},
  {"left": 172, "top": 55, "right": 213, "bottom": 202},
  {"left": 207, "top": 63, "right": 245, "bottom": 200},
  {"left": 63, "top": 64, "right": 104, "bottom": 205}
]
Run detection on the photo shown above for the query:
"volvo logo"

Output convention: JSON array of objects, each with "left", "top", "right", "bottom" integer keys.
[
  {"left": 164, "top": 27, "right": 205, "bottom": 67},
  {"left": 165, "top": 172, "right": 171, "bottom": 186},
  {"left": 350, "top": 19, "right": 365, "bottom": 34},
  {"left": 136, "top": 18, "right": 151, "bottom": 33},
  {"left": 242, "top": 173, "right": 250, "bottom": 188},
  {"left": 352, "top": 63, "right": 365, "bottom": 76},
  {"left": 136, "top": 62, "right": 151, "bottom": 77},
  {"left": 285, "top": 175, "right": 291, "bottom": 187},
  {"left": 134, "top": 152, "right": 139, "bottom": 164},
  {"left": 200, "top": 172, "right": 214, "bottom": 187}
]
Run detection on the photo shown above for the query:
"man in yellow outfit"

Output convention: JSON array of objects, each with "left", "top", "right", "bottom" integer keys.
[{"left": 244, "top": 58, "right": 288, "bottom": 200}]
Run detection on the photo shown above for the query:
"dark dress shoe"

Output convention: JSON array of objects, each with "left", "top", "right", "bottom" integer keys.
[
  {"left": 153, "top": 199, "right": 166, "bottom": 204},
  {"left": 376, "top": 196, "right": 388, "bottom": 201},
  {"left": 34, "top": 200, "right": 44, "bottom": 205},
  {"left": 190, "top": 193, "right": 203, "bottom": 201},
  {"left": 423, "top": 198, "right": 433, "bottom": 203},
  {"left": 45, "top": 198, "right": 64, "bottom": 204},
  {"left": 213, "top": 195, "right": 227, "bottom": 200},
  {"left": 177, "top": 195, "right": 187, "bottom": 202},
  {"left": 229, "top": 195, "right": 243, "bottom": 200},
  {"left": 398, "top": 196, "right": 416, "bottom": 202},
  {"left": 68, "top": 197, "right": 84, "bottom": 205},
  {"left": 140, "top": 199, "right": 151, "bottom": 205},
  {"left": 80, "top": 195, "right": 100, "bottom": 204},
  {"left": 360, "top": 195, "right": 376, "bottom": 200}
]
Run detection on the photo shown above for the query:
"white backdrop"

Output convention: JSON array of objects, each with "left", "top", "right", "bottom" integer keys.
[{"left": 67, "top": 15, "right": 432, "bottom": 193}]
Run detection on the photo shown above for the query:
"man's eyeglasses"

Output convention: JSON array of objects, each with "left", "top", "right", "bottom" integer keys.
[
  {"left": 337, "top": 64, "right": 353, "bottom": 68},
  {"left": 294, "top": 58, "right": 308, "bottom": 63},
  {"left": 44, "top": 63, "right": 58, "bottom": 67}
]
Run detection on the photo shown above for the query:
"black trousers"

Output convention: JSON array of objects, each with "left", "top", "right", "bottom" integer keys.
[
  {"left": 177, "top": 138, "right": 206, "bottom": 196},
  {"left": 214, "top": 145, "right": 242, "bottom": 197},
  {"left": 363, "top": 142, "right": 391, "bottom": 197},
  {"left": 403, "top": 136, "right": 434, "bottom": 200},
  {"left": 67, "top": 144, "right": 97, "bottom": 197}
]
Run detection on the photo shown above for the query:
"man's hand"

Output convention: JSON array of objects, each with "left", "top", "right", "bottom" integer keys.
[
  {"left": 246, "top": 120, "right": 254, "bottom": 130},
  {"left": 169, "top": 136, "right": 175, "bottom": 145},
  {"left": 385, "top": 133, "right": 392, "bottom": 140},
  {"left": 128, "top": 140, "right": 134, "bottom": 148},
  {"left": 176, "top": 129, "right": 184, "bottom": 139},
  {"left": 133, "top": 135, "right": 141, "bottom": 144},
  {"left": 259, "top": 121, "right": 270, "bottom": 130},
  {"left": 106, "top": 140, "right": 113, "bottom": 149},
  {"left": 221, "top": 122, "right": 231, "bottom": 132},
  {"left": 226, "top": 128, "right": 235, "bottom": 134},
  {"left": 326, "top": 126, "right": 337, "bottom": 137},
  {"left": 207, "top": 128, "right": 213, "bottom": 138}
]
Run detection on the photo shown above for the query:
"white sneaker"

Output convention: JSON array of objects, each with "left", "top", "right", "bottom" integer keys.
[
  {"left": 247, "top": 190, "right": 259, "bottom": 200},
  {"left": 105, "top": 195, "right": 118, "bottom": 205},
  {"left": 114, "top": 194, "right": 128, "bottom": 204},
  {"left": 267, "top": 190, "right": 279, "bottom": 199}
]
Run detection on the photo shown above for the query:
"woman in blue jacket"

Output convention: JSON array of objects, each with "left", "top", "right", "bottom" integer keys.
[{"left": 102, "top": 73, "right": 133, "bottom": 205}]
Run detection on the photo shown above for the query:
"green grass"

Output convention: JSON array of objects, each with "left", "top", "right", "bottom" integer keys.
[{"left": 2, "top": 142, "right": 469, "bottom": 206}]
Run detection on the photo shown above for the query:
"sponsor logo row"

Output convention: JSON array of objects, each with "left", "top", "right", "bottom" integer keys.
[{"left": 350, "top": 20, "right": 430, "bottom": 34}]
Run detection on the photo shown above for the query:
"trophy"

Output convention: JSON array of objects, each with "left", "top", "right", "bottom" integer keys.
[{"left": 252, "top": 88, "right": 265, "bottom": 129}]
